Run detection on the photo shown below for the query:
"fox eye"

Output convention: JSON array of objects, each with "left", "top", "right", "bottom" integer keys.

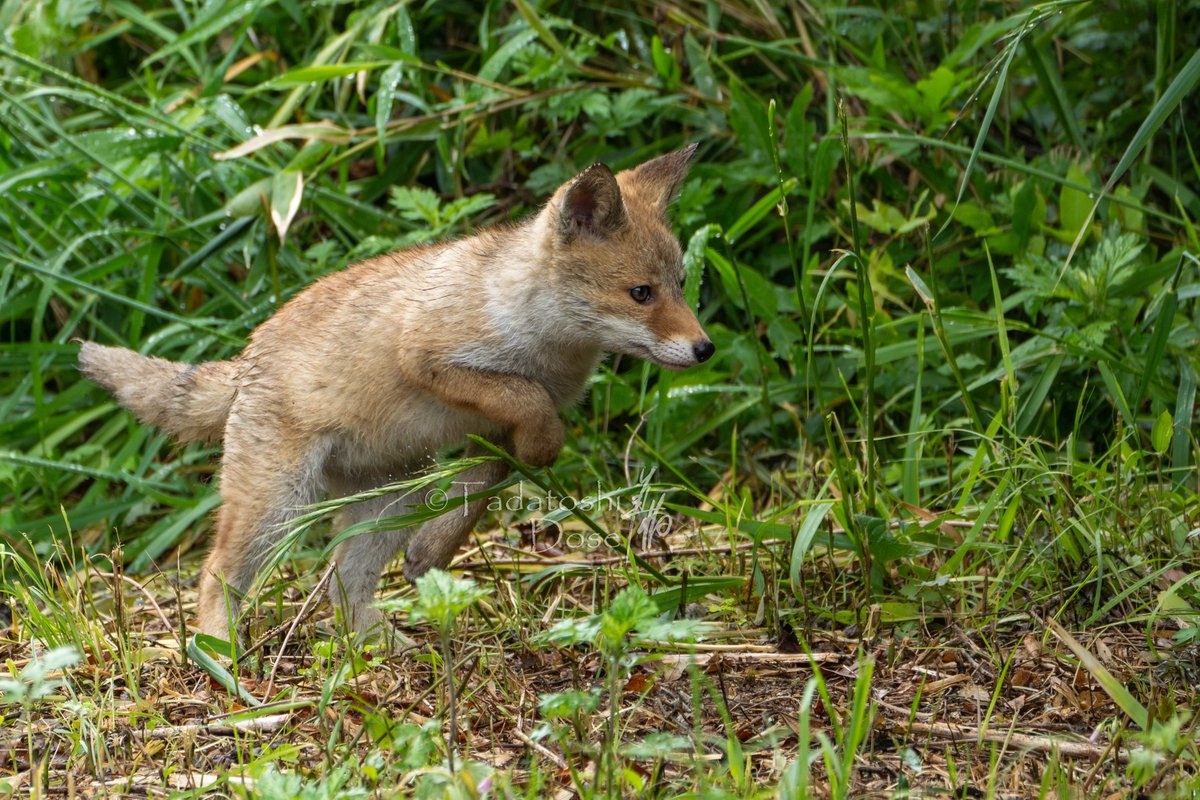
[{"left": 629, "top": 285, "right": 652, "bottom": 304}]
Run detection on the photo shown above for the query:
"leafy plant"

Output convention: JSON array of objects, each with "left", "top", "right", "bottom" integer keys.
[
  {"left": 537, "top": 585, "right": 709, "bottom": 797},
  {"left": 383, "top": 569, "right": 489, "bottom": 774},
  {"left": 1, "top": 644, "right": 80, "bottom": 784}
]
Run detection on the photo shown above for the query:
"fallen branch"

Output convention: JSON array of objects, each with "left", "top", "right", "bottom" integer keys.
[
  {"left": 135, "top": 713, "right": 291, "bottom": 740},
  {"left": 653, "top": 650, "right": 838, "bottom": 663},
  {"left": 892, "top": 720, "right": 1132, "bottom": 763}
]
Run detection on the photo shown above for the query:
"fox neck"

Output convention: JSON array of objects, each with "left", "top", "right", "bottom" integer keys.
[{"left": 450, "top": 215, "right": 601, "bottom": 407}]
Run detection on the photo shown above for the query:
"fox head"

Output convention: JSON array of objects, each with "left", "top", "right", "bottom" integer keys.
[{"left": 544, "top": 145, "right": 714, "bottom": 371}]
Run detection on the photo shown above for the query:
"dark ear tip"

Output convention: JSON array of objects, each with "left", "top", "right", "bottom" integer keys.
[{"left": 579, "top": 162, "right": 615, "bottom": 179}]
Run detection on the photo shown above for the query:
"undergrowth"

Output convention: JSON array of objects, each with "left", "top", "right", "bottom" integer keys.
[{"left": 2, "top": 0, "right": 1200, "bottom": 796}]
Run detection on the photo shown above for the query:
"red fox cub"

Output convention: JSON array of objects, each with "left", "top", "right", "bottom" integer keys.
[{"left": 79, "top": 146, "right": 713, "bottom": 642}]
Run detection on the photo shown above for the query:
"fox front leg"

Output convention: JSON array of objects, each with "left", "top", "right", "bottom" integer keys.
[
  {"left": 403, "top": 439, "right": 512, "bottom": 581},
  {"left": 509, "top": 413, "right": 563, "bottom": 468},
  {"left": 400, "top": 360, "right": 564, "bottom": 467}
]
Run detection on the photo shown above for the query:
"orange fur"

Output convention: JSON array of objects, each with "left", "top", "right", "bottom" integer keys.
[{"left": 78, "top": 146, "right": 713, "bottom": 642}]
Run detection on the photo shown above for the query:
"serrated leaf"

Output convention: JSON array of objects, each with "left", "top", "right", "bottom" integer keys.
[
  {"left": 408, "top": 569, "right": 490, "bottom": 632},
  {"left": 610, "top": 88, "right": 658, "bottom": 129},
  {"left": 389, "top": 185, "right": 441, "bottom": 226},
  {"left": 915, "top": 65, "right": 957, "bottom": 118}
]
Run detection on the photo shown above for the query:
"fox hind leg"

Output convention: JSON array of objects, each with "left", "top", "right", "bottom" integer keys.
[
  {"left": 402, "top": 441, "right": 511, "bottom": 582},
  {"left": 195, "top": 430, "right": 328, "bottom": 641},
  {"left": 327, "top": 488, "right": 421, "bottom": 638}
]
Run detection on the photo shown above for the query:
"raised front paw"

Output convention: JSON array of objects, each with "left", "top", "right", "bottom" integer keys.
[{"left": 512, "top": 418, "right": 563, "bottom": 467}]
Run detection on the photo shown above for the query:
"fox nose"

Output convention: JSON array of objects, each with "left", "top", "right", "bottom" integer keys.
[{"left": 693, "top": 340, "right": 715, "bottom": 363}]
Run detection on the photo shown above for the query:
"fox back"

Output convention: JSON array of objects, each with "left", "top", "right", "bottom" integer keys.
[{"left": 81, "top": 145, "right": 711, "bottom": 449}]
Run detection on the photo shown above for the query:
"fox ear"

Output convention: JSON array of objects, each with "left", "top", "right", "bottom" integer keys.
[
  {"left": 558, "top": 163, "right": 626, "bottom": 240},
  {"left": 629, "top": 143, "right": 699, "bottom": 214}
]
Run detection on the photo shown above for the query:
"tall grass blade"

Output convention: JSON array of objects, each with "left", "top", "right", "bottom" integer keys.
[{"left": 1064, "top": 47, "right": 1200, "bottom": 269}]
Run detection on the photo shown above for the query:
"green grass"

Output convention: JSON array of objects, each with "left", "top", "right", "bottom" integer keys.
[{"left": 3, "top": 0, "right": 1200, "bottom": 796}]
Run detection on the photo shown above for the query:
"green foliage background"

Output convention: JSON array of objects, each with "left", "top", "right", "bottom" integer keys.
[{"left": 1, "top": 0, "right": 1199, "bottom": 625}]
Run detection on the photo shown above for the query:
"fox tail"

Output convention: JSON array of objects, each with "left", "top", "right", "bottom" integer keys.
[{"left": 78, "top": 342, "right": 237, "bottom": 444}]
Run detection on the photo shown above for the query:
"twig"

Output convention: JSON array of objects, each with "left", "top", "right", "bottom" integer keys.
[
  {"left": 893, "top": 720, "right": 1134, "bottom": 762},
  {"left": 265, "top": 561, "right": 338, "bottom": 697},
  {"left": 654, "top": 650, "right": 838, "bottom": 663},
  {"left": 510, "top": 724, "right": 568, "bottom": 769},
  {"left": 134, "top": 713, "right": 290, "bottom": 739},
  {"left": 90, "top": 571, "right": 176, "bottom": 639},
  {"left": 456, "top": 539, "right": 791, "bottom": 570}
]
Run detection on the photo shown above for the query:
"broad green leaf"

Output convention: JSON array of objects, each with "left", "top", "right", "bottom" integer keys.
[
  {"left": 1135, "top": 254, "right": 1183, "bottom": 406},
  {"left": 683, "top": 224, "right": 720, "bottom": 309},
  {"left": 906, "top": 266, "right": 935, "bottom": 306},
  {"left": 649, "top": 35, "right": 681, "bottom": 88},
  {"left": 683, "top": 32, "right": 719, "bottom": 98},
  {"left": 375, "top": 62, "right": 406, "bottom": 150},
  {"left": 269, "top": 62, "right": 389, "bottom": 86},
  {"left": 649, "top": 576, "right": 743, "bottom": 614},
  {"left": 1173, "top": 363, "right": 1197, "bottom": 488},
  {"left": 479, "top": 27, "right": 539, "bottom": 82},
  {"left": 225, "top": 177, "right": 270, "bottom": 217},
  {"left": 1097, "top": 360, "right": 1134, "bottom": 428},
  {"left": 1059, "top": 162, "right": 1092, "bottom": 240},
  {"left": 789, "top": 501, "right": 835, "bottom": 599},
  {"left": 145, "top": 0, "right": 269, "bottom": 63},
  {"left": 214, "top": 121, "right": 352, "bottom": 161},
  {"left": 126, "top": 492, "right": 222, "bottom": 571},
  {"left": 1026, "top": 37, "right": 1086, "bottom": 151},
  {"left": 187, "top": 634, "right": 262, "bottom": 707},
  {"left": 270, "top": 170, "right": 304, "bottom": 244},
  {"left": 938, "top": 10, "right": 1031, "bottom": 239},
  {"left": 726, "top": 179, "right": 798, "bottom": 243},
  {"left": 1151, "top": 410, "right": 1173, "bottom": 455}
]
